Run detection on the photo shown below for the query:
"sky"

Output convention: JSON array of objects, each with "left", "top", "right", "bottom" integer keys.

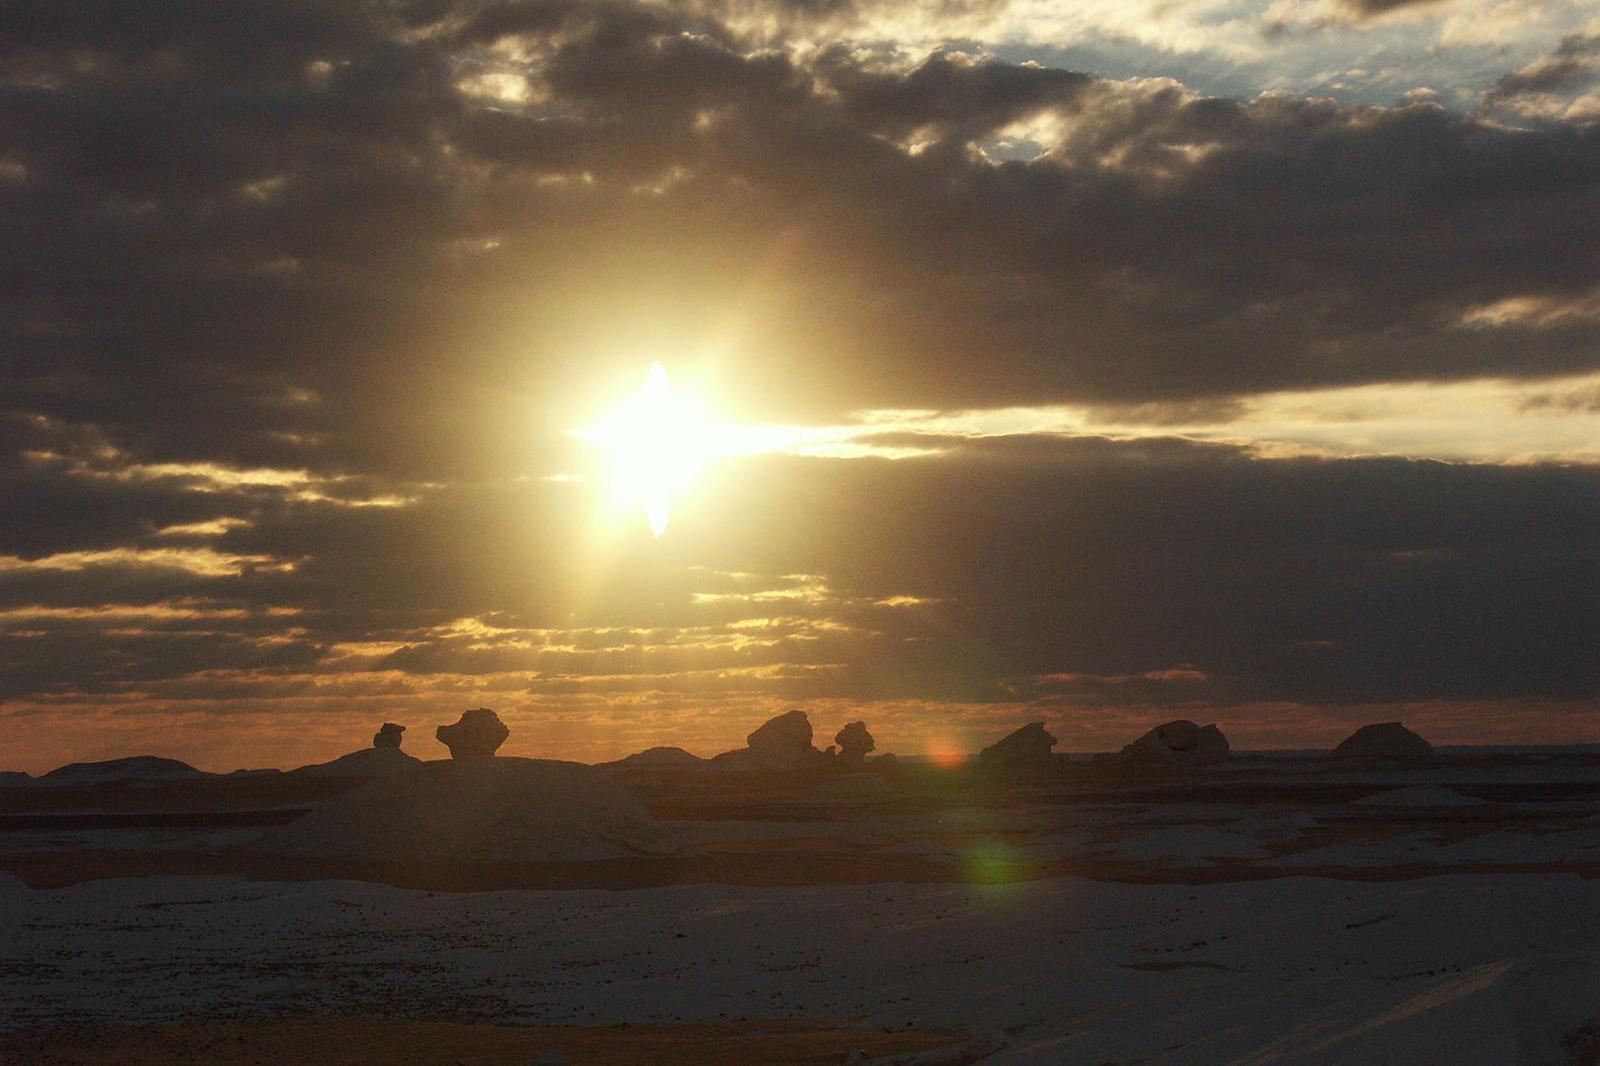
[{"left": 1, "top": 0, "right": 1598, "bottom": 773}]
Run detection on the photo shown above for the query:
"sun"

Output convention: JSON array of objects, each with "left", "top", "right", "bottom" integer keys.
[{"left": 577, "top": 362, "right": 721, "bottom": 537}]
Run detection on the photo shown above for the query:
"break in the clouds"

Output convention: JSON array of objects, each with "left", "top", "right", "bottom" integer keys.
[{"left": 0, "top": 0, "right": 1596, "bottom": 771}]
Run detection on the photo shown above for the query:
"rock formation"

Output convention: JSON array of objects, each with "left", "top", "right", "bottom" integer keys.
[
  {"left": 834, "top": 721, "right": 875, "bottom": 766},
  {"left": 1333, "top": 722, "right": 1433, "bottom": 765},
  {"left": 0, "top": 771, "right": 31, "bottom": 786},
  {"left": 748, "top": 709, "right": 814, "bottom": 756},
  {"left": 436, "top": 708, "right": 509, "bottom": 761},
  {"left": 292, "top": 748, "right": 418, "bottom": 779},
  {"left": 35, "top": 756, "right": 206, "bottom": 787},
  {"left": 292, "top": 721, "right": 422, "bottom": 778},
  {"left": 606, "top": 746, "right": 706, "bottom": 771},
  {"left": 1117, "top": 720, "right": 1230, "bottom": 766},
  {"left": 711, "top": 709, "right": 827, "bottom": 770},
  {"left": 977, "top": 722, "right": 1058, "bottom": 772},
  {"left": 262, "top": 758, "right": 689, "bottom": 863}
]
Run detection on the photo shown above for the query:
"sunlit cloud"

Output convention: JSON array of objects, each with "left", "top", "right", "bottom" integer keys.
[
  {"left": 0, "top": 548, "right": 294, "bottom": 578},
  {"left": 719, "top": 370, "right": 1600, "bottom": 464}
]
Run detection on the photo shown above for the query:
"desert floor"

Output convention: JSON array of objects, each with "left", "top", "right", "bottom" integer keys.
[{"left": 4, "top": 752, "right": 1600, "bottom": 1064}]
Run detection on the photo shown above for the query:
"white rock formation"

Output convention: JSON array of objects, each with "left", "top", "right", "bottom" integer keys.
[
  {"left": 1333, "top": 722, "right": 1434, "bottom": 765},
  {"left": 834, "top": 721, "right": 876, "bottom": 766},
  {"left": 712, "top": 710, "right": 827, "bottom": 770},
  {"left": 35, "top": 756, "right": 206, "bottom": 787},
  {"left": 977, "top": 722, "right": 1058, "bottom": 772},
  {"left": 261, "top": 758, "right": 689, "bottom": 863},
  {"left": 607, "top": 746, "right": 705, "bottom": 770},
  {"left": 436, "top": 707, "right": 510, "bottom": 761},
  {"left": 291, "top": 746, "right": 418, "bottom": 779},
  {"left": 1117, "top": 720, "right": 1230, "bottom": 766}
]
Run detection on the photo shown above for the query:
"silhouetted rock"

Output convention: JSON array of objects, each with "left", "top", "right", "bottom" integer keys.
[
  {"left": 749, "top": 709, "right": 814, "bottom": 756},
  {"left": 1118, "top": 720, "right": 1230, "bottom": 766},
  {"left": 607, "top": 746, "right": 705, "bottom": 771},
  {"left": 712, "top": 710, "right": 827, "bottom": 770},
  {"left": 834, "top": 721, "right": 875, "bottom": 766},
  {"left": 373, "top": 722, "right": 406, "bottom": 749},
  {"left": 291, "top": 746, "right": 418, "bottom": 779},
  {"left": 1333, "top": 722, "right": 1433, "bottom": 765},
  {"left": 261, "top": 758, "right": 689, "bottom": 862},
  {"left": 978, "top": 722, "right": 1058, "bottom": 772},
  {"left": 0, "top": 771, "right": 31, "bottom": 786},
  {"left": 36, "top": 756, "right": 206, "bottom": 787},
  {"left": 436, "top": 708, "right": 509, "bottom": 761}
]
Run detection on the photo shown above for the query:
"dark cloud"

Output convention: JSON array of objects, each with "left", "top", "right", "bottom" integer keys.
[
  {"left": 3, "top": 0, "right": 1600, "bottom": 473},
  {"left": 1, "top": 438, "right": 1594, "bottom": 710},
  {"left": 1336, "top": 0, "right": 1454, "bottom": 17},
  {"left": 2, "top": 0, "right": 1598, "bottom": 754},
  {"left": 1485, "top": 34, "right": 1600, "bottom": 114}
]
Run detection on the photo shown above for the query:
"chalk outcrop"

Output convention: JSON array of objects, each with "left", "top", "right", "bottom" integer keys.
[
  {"left": 292, "top": 748, "right": 418, "bottom": 779},
  {"left": 748, "top": 710, "right": 817, "bottom": 760},
  {"left": 292, "top": 721, "right": 422, "bottom": 778},
  {"left": 36, "top": 756, "right": 207, "bottom": 787},
  {"left": 834, "top": 721, "right": 875, "bottom": 766},
  {"left": 606, "top": 746, "right": 705, "bottom": 772},
  {"left": 978, "top": 722, "right": 1058, "bottom": 772},
  {"left": 604, "top": 739, "right": 707, "bottom": 781},
  {"left": 436, "top": 708, "right": 509, "bottom": 761},
  {"left": 1333, "top": 722, "right": 1433, "bottom": 765},
  {"left": 712, "top": 710, "right": 827, "bottom": 770},
  {"left": 1118, "top": 720, "right": 1230, "bottom": 767},
  {"left": 261, "top": 758, "right": 689, "bottom": 863}
]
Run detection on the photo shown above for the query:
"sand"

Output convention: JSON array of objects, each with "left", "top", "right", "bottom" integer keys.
[
  {"left": 6, "top": 873, "right": 1600, "bottom": 1063},
  {"left": 0, "top": 1019, "right": 969, "bottom": 1065},
  {"left": 6, "top": 750, "right": 1600, "bottom": 1063}
]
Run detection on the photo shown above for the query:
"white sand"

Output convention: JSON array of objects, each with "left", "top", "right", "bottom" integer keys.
[
  {"left": 5, "top": 872, "right": 1599, "bottom": 1064},
  {"left": 1354, "top": 786, "right": 1488, "bottom": 807},
  {"left": 1103, "top": 825, "right": 1271, "bottom": 864}
]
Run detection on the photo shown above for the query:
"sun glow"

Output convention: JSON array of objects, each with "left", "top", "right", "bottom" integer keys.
[{"left": 578, "top": 362, "right": 721, "bottom": 537}]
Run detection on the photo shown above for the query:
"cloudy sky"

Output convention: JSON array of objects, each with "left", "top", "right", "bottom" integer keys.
[{"left": 2, "top": 0, "right": 1598, "bottom": 772}]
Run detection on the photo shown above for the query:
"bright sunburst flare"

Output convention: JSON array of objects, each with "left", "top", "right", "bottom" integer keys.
[{"left": 577, "top": 362, "right": 720, "bottom": 537}]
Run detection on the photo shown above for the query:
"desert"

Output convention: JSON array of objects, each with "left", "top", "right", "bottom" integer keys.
[{"left": 4, "top": 710, "right": 1599, "bottom": 1064}]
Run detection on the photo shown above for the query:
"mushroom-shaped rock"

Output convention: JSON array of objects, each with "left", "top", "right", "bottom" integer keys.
[
  {"left": 978, "top": 722, "right": 1058, "bottom": 772},
  {"left": 834, "top": 721, "right": 875, "bottom": 766},
  {"left": 436, "top": 708, "right": 509, "bottom": 761},
  {"left": 1118, "top": 720, "right": 1230, "bottom": 766},
  {"left": 372, "top": 722, "right": 406, "bottom": 749},
  {"left": 1333, "top": 722, "right": 1433, "bottom": 765}
]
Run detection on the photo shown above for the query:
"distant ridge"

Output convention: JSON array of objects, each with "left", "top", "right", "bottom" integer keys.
[{"left": 35, "top": 756, "right": 207, "bottom": 787}]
